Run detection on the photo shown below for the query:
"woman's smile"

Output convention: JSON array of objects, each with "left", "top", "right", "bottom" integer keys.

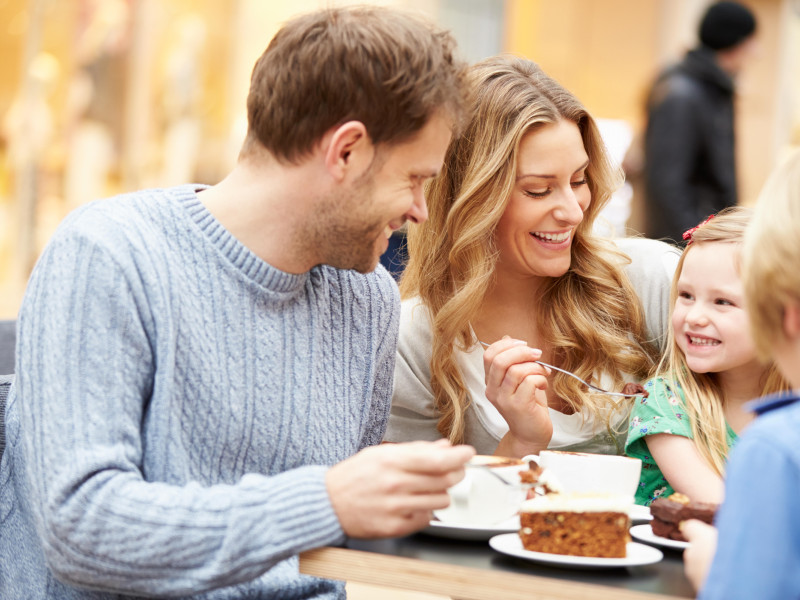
[
  {"left": 494, "top": 120, "right": 590, "bottom": 280},
  {"left": 530, "top": 229, "right": 572, "bottom": 248}
]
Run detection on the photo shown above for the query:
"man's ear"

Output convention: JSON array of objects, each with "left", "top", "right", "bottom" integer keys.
[
  {"left": 784, "top": 302, "right": 800, "bottom": 339},
  {"left": 324, "top": 121, "right": 375, "bottom": 182}
]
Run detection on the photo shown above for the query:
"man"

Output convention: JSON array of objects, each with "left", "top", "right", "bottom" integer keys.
[
  {"left": 0, "top": 7, "right": 473, "bottom": 598},
  {"left": 644, "top": 1, "right": 758, "bottom": 243}
]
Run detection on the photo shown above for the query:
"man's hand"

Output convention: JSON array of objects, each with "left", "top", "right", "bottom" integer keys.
[
  {"left": 326, "top": 439, "right": 475, "bottom": 538},
  {"left": 681, "top": 519, "right": 718, "bottom": 592}
]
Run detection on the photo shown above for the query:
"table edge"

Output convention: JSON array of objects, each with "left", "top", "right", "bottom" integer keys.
[{"left": 299, "top": 546, "right": 683, "bottom": 600}]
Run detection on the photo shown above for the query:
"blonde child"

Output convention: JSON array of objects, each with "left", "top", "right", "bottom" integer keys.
[
  {"left": 626, "top": 207, "right": 789, "bottom": 505},
  {"left": 682, "top": 150, "right": 800, "bottom": 598}
]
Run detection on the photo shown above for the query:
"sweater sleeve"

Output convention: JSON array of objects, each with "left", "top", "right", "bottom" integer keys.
[
  {"left": 16, "top": 224, "right": 345, "bottom": 595},
  {"left": 384, "top": 298, "right": 443, "bottom": 442},
  {"left": 357, "top": 266, "right": 401, "bottom": 449}
]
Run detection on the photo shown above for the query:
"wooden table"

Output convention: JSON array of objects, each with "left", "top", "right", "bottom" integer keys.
[{"left": 299, "top": 529, "right": 695, "bottom": 600}]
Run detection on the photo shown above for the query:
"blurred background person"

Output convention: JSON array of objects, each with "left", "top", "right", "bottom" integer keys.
[{"left": 643, "top": 1, "right": 758, "bottom": 244}]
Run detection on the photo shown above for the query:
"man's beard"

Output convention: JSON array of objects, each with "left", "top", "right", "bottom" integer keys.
[{"left": 308, "top": 176, "right": 385, "bottom": 273}]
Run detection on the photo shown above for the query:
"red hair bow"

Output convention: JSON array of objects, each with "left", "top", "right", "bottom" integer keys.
[{"left": 682, "top": 214, "right": 716, "bottom": 244}]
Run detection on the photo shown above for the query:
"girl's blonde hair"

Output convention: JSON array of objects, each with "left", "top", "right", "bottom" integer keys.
[
  {"left": 399, "top": 55, "right": 656, "bottom": 445},
  {"left": 658, "top": 206, "right": 789, "bottom": 475}
]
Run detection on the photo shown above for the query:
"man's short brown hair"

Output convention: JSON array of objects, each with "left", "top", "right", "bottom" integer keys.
[{"left": 241, "top": 6, "right": 467, "bottom": 164}]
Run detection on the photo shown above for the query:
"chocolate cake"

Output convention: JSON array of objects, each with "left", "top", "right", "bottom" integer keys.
[
  {"left": 649, "top": 493, "right": 718, "bottom": 542},
  {"left": 518, "top": 493, "right": 632, "bottom": 558},
  {"left": 622, "top": 382, "right": 649, "bottom": 397}
]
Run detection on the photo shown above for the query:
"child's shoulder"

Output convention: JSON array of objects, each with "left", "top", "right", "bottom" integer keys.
[
  {"left": 745, "top": 393, "right": 800, "bottom": 442},
  {"left": 643, "top": 376, "right": 684, "bottom": 398},
  {"left": 629, "top": 377, "right": 688, "bottom": 421},
  {"left": 628, "top": 376, "right": 692, "bottom": 438},
  {"left": 735, "top": 393, "right": 800, "bottom": 460},
  {"left": 748, "top": 392, "right": 800, "bottom": 418}
]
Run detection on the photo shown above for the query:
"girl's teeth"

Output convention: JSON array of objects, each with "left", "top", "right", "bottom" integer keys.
[
  {"left": 533, "top": 232, "right": 570, "bottom": 242},
  {"left": 689, "top": 336, "right": 719, "bottom": 346}
]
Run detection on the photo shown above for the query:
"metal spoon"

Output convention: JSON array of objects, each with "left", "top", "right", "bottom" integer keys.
[
  {"left": 478, "top": 340, "right": 644, "bottom": 398},
  {"left": 465, "top": 463, "right": 538, "bottom": 490}
]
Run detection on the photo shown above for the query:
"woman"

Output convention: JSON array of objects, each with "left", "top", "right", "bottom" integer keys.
[{"left": 385, "top": 56, "right": 679, "bottom": 457}]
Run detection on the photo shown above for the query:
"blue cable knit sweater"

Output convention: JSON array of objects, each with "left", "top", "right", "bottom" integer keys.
[{"left": 0, "top": 185, "right": 400, "bottom": 599}]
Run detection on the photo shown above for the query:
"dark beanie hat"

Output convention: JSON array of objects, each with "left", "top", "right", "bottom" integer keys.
[{"left": 699, "top": 1, "right": 756, "bottom": 50}]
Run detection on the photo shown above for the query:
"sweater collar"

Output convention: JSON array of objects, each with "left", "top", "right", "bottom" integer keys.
[{"left": 175, "top": 184, "right": 309, "bottom": 294}]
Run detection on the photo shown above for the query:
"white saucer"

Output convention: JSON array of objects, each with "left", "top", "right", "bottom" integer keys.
[
  {"left": 629, "top": 504, "right": 652, "bottom": 523},
  {"left": 422, "top": 515, "right": 520, "bottom": 541},
  {"left": 630, "top": 523, "right": 689, "bottom": 550},
  {"left": 489, "top": 533, "right": 663, "bottom": 569}
]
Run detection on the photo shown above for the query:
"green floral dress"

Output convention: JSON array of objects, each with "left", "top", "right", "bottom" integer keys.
[{"left": 625, "top": 377, "right": 738, "bottom": 506}]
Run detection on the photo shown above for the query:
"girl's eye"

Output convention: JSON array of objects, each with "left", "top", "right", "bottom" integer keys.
[
  {"left": 571, "top": 179, "right": 587, "bottom": 188},
  {"left": 678, "top": 291, "right": 693, "bottom": 301},
  {"left": 715, "top": 298, "right": 734, "bottom": 306},
  {"left": 525, "top": 189, "right": 550, "bottom": 199}
]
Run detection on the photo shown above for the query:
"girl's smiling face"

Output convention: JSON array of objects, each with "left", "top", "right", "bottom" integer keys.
[
  {"left": 494, "top": 119, "right": 590, "bottom": 282},
  {"left": 672, "top": 242, "right": 760, "bottom": 375}
]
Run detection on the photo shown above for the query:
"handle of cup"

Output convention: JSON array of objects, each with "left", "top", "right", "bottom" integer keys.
[
  {"left": 521, "top": 454, "right": 541, "bottom": 465},
  {"left": 447, "top": 471, "right": 473, "bottom": 505}
]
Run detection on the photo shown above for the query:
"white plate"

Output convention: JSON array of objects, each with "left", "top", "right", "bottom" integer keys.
[
  {"left": 488, "top": 533, "right": 663, "bottom": 569},
  {"left": 629, "top": 504, "right": 652, "bottom": 523},
  {"left": 630, "top": 524, "right": 689, "bottom": 550},
  {"left": 422, "top": 516, "right": 520, "bottom": 541}
]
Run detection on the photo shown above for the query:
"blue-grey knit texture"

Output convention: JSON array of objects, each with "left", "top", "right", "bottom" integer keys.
[{"left": 0, "top": 185, "right": 400, "bottom": 598}]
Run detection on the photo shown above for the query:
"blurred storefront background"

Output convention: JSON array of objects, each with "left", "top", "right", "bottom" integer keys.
[{"left": 1, "top": 0, "right": 798, "bottom": 318}]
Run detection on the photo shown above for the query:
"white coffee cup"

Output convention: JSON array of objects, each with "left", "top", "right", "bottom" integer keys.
[
  {"left": 524, "top": 451, "right": 641, "bottom": 497},
  {"left": 434, "top": 455, "right": 529, "bottom": 526}
]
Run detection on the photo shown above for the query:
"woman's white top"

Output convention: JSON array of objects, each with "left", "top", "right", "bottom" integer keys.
[{"left": 385, "top": 237, "right": 680, "bottom": 455}]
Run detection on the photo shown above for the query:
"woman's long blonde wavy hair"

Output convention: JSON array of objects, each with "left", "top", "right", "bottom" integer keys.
[
  {"left": 657, "top": 206, "right": 789, "bottom": 475},
  {"left": 399, "top": 55, "right": 657, "bottom": 445}
]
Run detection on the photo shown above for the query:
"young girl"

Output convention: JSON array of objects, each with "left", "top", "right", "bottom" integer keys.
[{"left": 626, "top": 207, "right": 789, "bottom": 506}]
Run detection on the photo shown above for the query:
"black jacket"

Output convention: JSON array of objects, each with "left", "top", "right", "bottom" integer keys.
[{"left": 643, "top": 48, "right": 737, "bottom": 243}]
